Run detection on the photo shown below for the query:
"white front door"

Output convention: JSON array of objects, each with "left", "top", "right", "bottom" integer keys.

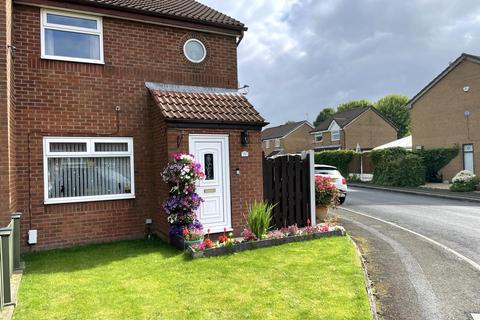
[{"left": 189, "top": 134, "right": 231, "bottom": 233}]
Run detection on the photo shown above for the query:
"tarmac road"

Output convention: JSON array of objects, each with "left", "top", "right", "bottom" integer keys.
[{"left": 335, "top": 187, "right": 480, "bottom": 320}]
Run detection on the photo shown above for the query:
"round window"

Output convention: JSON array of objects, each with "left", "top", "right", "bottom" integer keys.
[{"left": 183, "top": 39, "right": 206, "bottom": 63}]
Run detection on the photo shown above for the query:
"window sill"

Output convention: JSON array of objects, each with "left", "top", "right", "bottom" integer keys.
[
  {"left": 41, "top": 55, "right": 105, "bottom": 65},
  {"left": 44, "top": 194, "right": 135, "bottom": 205}
]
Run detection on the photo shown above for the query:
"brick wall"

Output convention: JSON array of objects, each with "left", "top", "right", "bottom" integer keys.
[
  {"left": 411, "top": 59, "right": 480, "bottom": 180},
  {"left": 344, "top": 109, "right": 397, "bottom": 150},
  {"left": 13, "top": 4, "right": 240, "bottom": 250},
  {"left": 0, "top": 0, "right": 15, "bottom": 227}
]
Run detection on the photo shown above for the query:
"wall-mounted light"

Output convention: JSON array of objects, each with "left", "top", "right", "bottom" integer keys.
[{"left": 241, "top": 130, "right": 249, "bottom": 146}]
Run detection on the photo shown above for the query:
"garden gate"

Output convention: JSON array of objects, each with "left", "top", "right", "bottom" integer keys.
[{"left": 263, "top": 152, "right": 315, "bottom": 229}]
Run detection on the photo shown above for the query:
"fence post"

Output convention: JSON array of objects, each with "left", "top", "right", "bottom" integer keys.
[
  {"left": 0, "top": 227, "right": 12, "bottom": 305},
  {"left": 11, "top": 213, "right": 22, "bottom": 271},
  {"left": 308, "top": 150, "right": 316, "bottom": 225}
]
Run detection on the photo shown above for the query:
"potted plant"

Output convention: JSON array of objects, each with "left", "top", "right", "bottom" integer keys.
[
  {"left": 315, "top": 176, "right": 340, "bottom": 222},
  {"left": 183, "top": 226, "right": 204, "bottom": 249},
  {"left": 162, "top": 153, "right": 205, "bottom": 249}
]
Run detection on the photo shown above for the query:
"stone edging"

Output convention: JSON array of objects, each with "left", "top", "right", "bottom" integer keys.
[
  {"left": 186, "top": 229, "right": 345, "bottom": 259},
  {"left": 348, "top": 235, "right": 379, "bottom": 320},
  {"left": 349, "top": 183, "right": 480, "bottom": 203}
]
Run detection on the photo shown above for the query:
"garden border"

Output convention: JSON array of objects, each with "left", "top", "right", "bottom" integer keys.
[
  {"left": 185, "top": 229, "right": 345, "bottom": 259},
  {"left": 348, "top": 235, "right": 379, "bottom": 320}
]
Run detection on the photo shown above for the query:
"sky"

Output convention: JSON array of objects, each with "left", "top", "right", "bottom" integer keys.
[{"left": 201, "top": 0, "right": 480, "bottom": 127}]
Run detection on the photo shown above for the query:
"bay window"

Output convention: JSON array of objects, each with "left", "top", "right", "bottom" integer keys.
[
  {"left": 43, "top": 137, "right": 135, "bottom": 204},
  {"left": 41, "top": 9, "right": 104, "bottom": 64}
]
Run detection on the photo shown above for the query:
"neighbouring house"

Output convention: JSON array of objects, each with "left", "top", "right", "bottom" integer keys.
[
  {"left": 408, "top": 53, "right": 480, "bottom": 180},
  {"left": 261, "top": 121, "right": 314, "bottom": 156},
  {"left": 311, "top": 106, "right": 398, "bottom": 151},
  {"left": 0, "top": 0, "right": 266, "bottom": 250}
]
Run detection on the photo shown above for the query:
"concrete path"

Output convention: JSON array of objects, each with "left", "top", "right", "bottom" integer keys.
[{"left": 335, "top": 187, "right": 480, "bottom": 320}]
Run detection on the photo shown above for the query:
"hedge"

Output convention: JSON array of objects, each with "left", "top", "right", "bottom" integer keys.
[
  {"left": 369, "top": 146, "right": 459, "bottom": 185},
  {"left": 415, "top": 146, "right": 460, "bottom": 182},
  {"left": 372, "top": 153, "right": 426, "bottom": 187},
  {"left": 314, "top": 150, "right": 358, "bottom": 176}
]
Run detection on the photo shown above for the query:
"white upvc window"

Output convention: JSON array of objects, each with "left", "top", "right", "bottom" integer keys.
[
  {"left": 274, "top": 139, "right": 281, "bottom": 148},
  {"left": 265, "top": 140, "right": 270, "bottom": 148},
  {"left": 314, "top": 133, "right": 323, "bottom": 142},
  {"left": 331, "top": 130, "right": 340, "bottom": 141},
  {"left": 43, "top": 137, "right": 135, "bottom": 204},
  {"left": 41, "top": 9, "right": 104, "bottom": 64}
]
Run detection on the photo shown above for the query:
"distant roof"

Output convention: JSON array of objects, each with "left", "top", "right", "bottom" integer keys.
[
  {"left": 61, "top": 0, "right": 246, "bottom": 31},
  {"left": 407, "top": 53, "right": 480, "bottom": 108},
  {"left": 147, "top": 83, "right": 265, "bottom": 125},
  {"left": 313, "top": 107, "right": 370, "bottom": 132},
  {"left": 312, "top": 106, "right": 397, "bottom": 132},
  {"left": 262, "top": 121, "right": 314, "bottom": 140},
  {"left": 373, "top": 135, "right": 412, "bottom": 151}
]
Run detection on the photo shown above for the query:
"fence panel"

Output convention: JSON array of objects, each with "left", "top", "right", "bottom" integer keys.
[
  {"left": 263, "top": 154, "right": 312, "bottom": 229},
  {"left": 0, "top": 213, "right": 22, "bottom": 310}
]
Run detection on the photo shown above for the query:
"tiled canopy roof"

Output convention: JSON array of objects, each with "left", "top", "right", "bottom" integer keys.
[
  {"left": 66, "top": 0, "right": 245, "bottom": 30},
  {"left": 149, "top": 86, "right": 265, "bottom": 125}
]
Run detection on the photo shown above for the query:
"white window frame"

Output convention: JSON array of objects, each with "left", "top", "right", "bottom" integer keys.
[
  {"left": 274, "top": 139, "right": 281, "bottom": 148},
  {"left": 314, "top": 133, "right": 323, "bottom": 142},
  {"left": 43, "top": 137, "right": 135, "bottom": 204},
  {"left": 331, "top": 130, "right": 340, "bottom": 141},
  {"left": 40, "top": 9, "right": 104, "bottom": 64},
  {"left": 183, "top": 38, "right": 207, "bottom": 63},
  {"left": 265, "top": 140, "right": 270, "bottom": 148}
]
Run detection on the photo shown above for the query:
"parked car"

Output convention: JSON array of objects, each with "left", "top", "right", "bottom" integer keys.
[{"left": 314, "top": 164, "right": 347, "bottom": 204}]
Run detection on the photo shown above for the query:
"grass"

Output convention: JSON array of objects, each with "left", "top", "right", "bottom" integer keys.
[{"left": 14, "top": 237, "right": 371, "bottom": 320}]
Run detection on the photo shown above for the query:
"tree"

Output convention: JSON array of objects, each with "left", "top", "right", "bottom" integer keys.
[
  {"left": 336, "top": 99, "right": 373, "bottom": 112},
  {"left": 284, "top": 120, "right": 296, "bottom": 125},
  {"left": 313, "top": 108, "right": 335, "bottom": 126},
  {"left": 375, "top": 94, "right": 410, "bottom": 138}
]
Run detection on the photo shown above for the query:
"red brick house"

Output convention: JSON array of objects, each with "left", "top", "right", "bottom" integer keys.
[{"left": 0, "top": 0, "right": 266, "bottom": 250}]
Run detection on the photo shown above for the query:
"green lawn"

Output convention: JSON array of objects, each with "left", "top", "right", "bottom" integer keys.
[{"left": 14, "top": 237, "right": 371, "bottom": 320}]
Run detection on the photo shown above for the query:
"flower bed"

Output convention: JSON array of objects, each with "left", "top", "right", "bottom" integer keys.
[{"left": 186, "top": 224, "right": 346, "bottom": 259}]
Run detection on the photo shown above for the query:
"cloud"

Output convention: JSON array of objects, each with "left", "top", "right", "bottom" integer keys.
[{"left": 201, "top": 0, "right": 480, "bottom": 126}]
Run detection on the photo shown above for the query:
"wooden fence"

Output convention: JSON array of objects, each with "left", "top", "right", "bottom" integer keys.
[
  {"left": 0, "top": 213, "right": 22, "bottom": 310},
  {"left": 263, "top": 154, "right": 312, "bottom": 228}
]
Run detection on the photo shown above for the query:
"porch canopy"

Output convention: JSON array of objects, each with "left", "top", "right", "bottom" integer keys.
[{"left": 146, "top": 82, "right": 266, "bottom": 128}]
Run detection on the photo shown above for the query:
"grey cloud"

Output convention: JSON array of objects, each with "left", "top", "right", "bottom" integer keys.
[{"left": 201, "top": 0, "right": 480, "bottom": 126}]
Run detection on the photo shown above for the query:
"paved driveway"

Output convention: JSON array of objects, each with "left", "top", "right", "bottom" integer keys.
[{"left": 336, "top": 187, "right": 480, "bottom": 320}]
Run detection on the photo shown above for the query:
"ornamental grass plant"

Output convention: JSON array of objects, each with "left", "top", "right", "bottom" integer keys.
[{"left": 247, "top": 201, "right": 275, "bottom": 240}]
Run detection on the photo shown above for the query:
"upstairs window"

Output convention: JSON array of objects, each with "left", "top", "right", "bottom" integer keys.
[
  {"left": 274, "top": 139, "right": 281, "bottom": 148},
  {"left": 314, "top": 133, "right": 323, "bottom": 142},
  {"left": 183, "top": 39, "right": 207, "bottom": 63},
  {"left": 41, "top": 9, "right": 104, "bottom": 64},
  {"left": 43, "top": 137, "right": 134, "bottom": 204},
  {"left": 331, "top": 130, "right": 340, "bottom": 141}
]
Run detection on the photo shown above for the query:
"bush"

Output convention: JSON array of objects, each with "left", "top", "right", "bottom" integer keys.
[
  {"left": 247, "top": 201, "right": 275, "bottom": 240},
  {"left": 450, "top": 170, "right": 478, "bottom": 192},
  {"left": 315, "top": 150, "right": 358, "bottom": 176},
  {"left": 416, "top": 146, "right": 459, "bottom": 182},
  {"left": 369, "top": 147, "right": 408, "bottom": 166},
  {"left": 372, "top": 153, "right": 425, "bottom": 187}
]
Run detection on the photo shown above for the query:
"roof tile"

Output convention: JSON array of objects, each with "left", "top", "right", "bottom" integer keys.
[
  {"left": 67, "top": 0, "right": 245, "bottom": 29},
  {"left": 149, "top": 88, "right": 265, "bottom": 125}
]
